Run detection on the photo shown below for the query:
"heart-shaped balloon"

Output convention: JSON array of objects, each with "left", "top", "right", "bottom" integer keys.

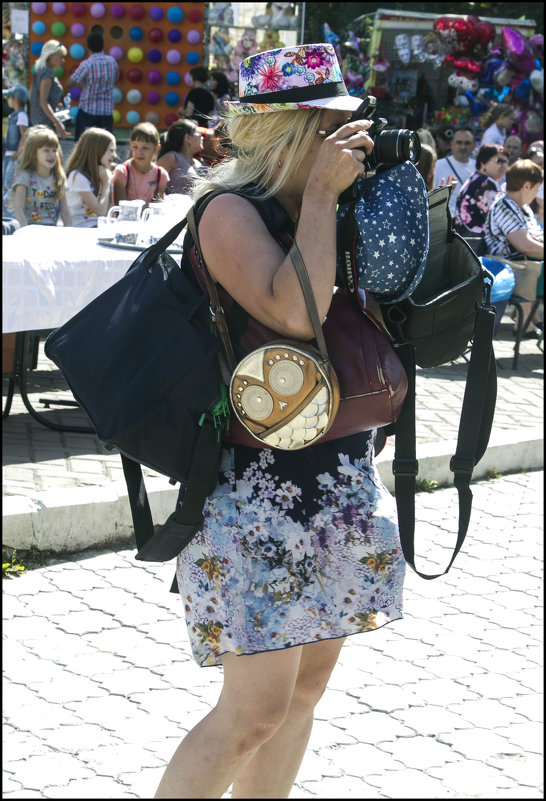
[
  {"left": 473, "top": 20, "right": 496, "bottom": 49},
  {"left": 444, "top": 54, "right": 483, "bottom": 75},
  {"left": 453, "top": 17, "right": 478, "bottom": 52}
]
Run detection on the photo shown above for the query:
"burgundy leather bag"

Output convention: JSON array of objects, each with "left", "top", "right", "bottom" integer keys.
[
  {"left": 222, "top": 285, "right": 408, "bottom": 448},
  {"left": 187, "top": 203, "right": 408, "bottom": 450}
]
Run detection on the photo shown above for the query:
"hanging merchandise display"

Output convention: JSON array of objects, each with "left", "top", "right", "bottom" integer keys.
[
  {"left": 329, "top": 9, "right": 539, "bottom": 136},
  {"left": 204, "top": 2, "right": 303, "bottom": 86},
  {"left": 28, "top": 2, "right": 205, "bottom": 129}
]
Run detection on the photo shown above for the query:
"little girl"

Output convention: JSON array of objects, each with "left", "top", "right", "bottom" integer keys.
[
  {"left": 2, "top": 85, "right": 30, "bottom": 199},
  {"left": 9, "top": 124, "right": 72, "bottom": 227},
  {"left": 65, "top": 127, "right": 117, "bottom": 227},
  {"left": 112, "top": 121, "right": 168, "bottom": 206}
]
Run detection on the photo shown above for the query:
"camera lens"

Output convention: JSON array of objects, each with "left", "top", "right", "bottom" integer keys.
[{"left": 375, "top": 129, "right": 421, "bottom": 165}]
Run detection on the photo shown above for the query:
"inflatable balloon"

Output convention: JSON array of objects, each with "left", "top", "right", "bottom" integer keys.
[
  {"left": 493, "top": 62, "right": 516, "bottom": 88},
  {"left": 444, "top": 55, "right": 483, "bottom": 75},
  {"left": 530, "top": 69, "right": 544, "bottom": 95},
  {"left": 483, "top": 57, "right": 502, "bottom": 85},
  {"left": 528, "top": 34, "right": 544, "bottom": 60},
  {"left": 447, "top": 71, "right": 479, "bottom": 92},
  {"left": 394, "top": 34, "right": 411, "bottom": 66}
]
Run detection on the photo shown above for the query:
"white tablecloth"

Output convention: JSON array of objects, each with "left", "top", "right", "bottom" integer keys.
[{"left": 2, "top": 226, "right": 182, "bottom": 333}]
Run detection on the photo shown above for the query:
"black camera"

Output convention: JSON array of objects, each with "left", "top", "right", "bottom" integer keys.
[{"left": 352, "top": 96, "right": 421, "bottom": 170}]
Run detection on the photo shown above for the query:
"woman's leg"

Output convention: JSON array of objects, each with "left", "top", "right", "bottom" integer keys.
[
  {"left": 154, "top": 646, "right": 303, "bottom": 799},
  {"left": 231, "top": 637, "right": 346, "bottom": 799}
]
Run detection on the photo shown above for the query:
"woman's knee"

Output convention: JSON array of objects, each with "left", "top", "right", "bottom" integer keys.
[
  {"left": 291, "top": 638, "right": 345, "bottom": 710},
  {"left": 216, "top": 696, "right": 290, "bottom": 756}
]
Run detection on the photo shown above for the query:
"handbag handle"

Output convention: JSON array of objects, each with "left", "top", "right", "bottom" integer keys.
[{"left": 287, "top": 243, "right": 330, "bottom": 364}]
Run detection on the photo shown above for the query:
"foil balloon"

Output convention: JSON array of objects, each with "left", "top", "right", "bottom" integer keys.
[
  {"left": 473, "top": 20, "right": 496, "bottom": 49},
  {"left": 529, "top": 69, "right": 543, "bottom": 95},
  {"left": 411, "top": 35, "right": 427, "bottom": 63},
  {"left": 464, "top": 91, "right": 486, "bottom": 116},
  {"left": 494, "top": 62, "right": 516, "bottom": 87},
  {"left": 501, "top": 27, "right": 535, "bottom": 73},
  {"left": 483, "top": 57, "right": 502, "bottom": 84},
  {"left": 514, "top": 77, "right": 531, "bottom": 102},
  {"left": 447, "top": 71, "right": 479, "bottom": 92},
  {"left": 528, "top": 34, "right": 544, "bottom": 60},
  {"left": 394, "top": 33, "right": 411, "bottom": 65},
  {"left": 444, "top": 55, "right": 483, "bottom": 75}
]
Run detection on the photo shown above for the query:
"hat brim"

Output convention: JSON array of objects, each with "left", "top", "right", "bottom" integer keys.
[{"left": 224, "top": 94, "right": 364, "bottom": 116}]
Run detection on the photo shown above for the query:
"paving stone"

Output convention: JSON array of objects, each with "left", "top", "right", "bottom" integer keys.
[
  {"left": 439, "top": 728, "right": 516, "bottom": 760},
  {"left": 429, "top": 759, "right": 519, "bottom": 797},
  {"left": 366, "top": 766, "right": 449, "bottom": 797},
  {"left": 379, "top": 735, "right": 460, "bottom": 769}
]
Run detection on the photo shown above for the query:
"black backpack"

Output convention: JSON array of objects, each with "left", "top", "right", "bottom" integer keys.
[{"left": 339, "top": 185, "right": 497, "bottom": 578}]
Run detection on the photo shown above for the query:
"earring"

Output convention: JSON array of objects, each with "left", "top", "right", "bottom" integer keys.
[{"left": 278, "top": 159, "right": 283, "bottom": 169}]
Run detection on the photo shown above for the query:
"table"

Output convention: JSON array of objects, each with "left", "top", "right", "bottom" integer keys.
[
  {"left": 3, "top": 225, "right": 182, "bottom": 334},
  {"left": 2, "top": 225, "right": 182, "bottom": 430}
]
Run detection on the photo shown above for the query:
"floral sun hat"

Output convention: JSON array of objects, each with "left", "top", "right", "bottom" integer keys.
[{"left": 224, "top": 43, "right": 363, "bottom": 116}]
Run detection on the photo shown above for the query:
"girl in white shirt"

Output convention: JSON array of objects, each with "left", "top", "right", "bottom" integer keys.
[
  {"left": 65, "top": 127, "right": 117, "bottom": 227},
  {"left": 480, "top": 104, "right": 515, "bottom": 147}
]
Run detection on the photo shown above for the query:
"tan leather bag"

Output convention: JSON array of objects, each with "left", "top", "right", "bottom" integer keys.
[{"left": 484, "top": 255, "right": 543, "bottom": 301}]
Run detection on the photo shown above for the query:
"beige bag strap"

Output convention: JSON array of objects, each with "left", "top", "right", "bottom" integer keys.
[{"left": 288, "top": 242, "right": 330, "bottom": 364}]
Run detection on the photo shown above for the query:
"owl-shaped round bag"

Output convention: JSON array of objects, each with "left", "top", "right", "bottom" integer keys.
[{"left": 229, "top": 244, "right": 341, "bottom": 450}]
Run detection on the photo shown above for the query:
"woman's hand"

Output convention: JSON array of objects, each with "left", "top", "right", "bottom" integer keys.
[
  {"left": 54, "top": 117, "right": 67, "bottom": 138},
  {"left": 307, "top": 119, "right": 374, "bottom": 199}
]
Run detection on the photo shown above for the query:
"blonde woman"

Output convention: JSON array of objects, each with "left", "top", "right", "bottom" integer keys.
[
  {"left": 9, "top": 125, "right": 71, "bottom": 227},
  {"left": 65, "top": 127, "right": 117, "bottom": 226},
  {"left": 154, "top": 44, "right": 406, "bottom": 800},
  {"left": 30, "top": 39, "right": 68, "bottom": 138}
]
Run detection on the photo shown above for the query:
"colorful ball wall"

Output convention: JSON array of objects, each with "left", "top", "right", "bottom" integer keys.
[{"left": 29, "top": 2, "right": 205, "bottom": 129}]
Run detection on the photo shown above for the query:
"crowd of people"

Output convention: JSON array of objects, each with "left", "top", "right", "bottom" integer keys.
[
  {"left": 415, "top": 110, "right": 543, "bottom": 338},
  {"left": 2, "top": 34, "right": 543, "bottom": 336}
]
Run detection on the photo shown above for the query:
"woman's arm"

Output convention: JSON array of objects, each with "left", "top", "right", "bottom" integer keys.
[
  {"left": 507, "top": 228, "right": 544, "bottom": 259},
  {"left": 12, "top": 184, "right": 28, "bottom": 227},
  {"left": 156, "top": 152, "right": 177, "bottom": 174},
  {"left": 15, "top": 125, "right": 28, "bottom": 159},
  {"left": 39, "top": 76, "right": 67, "bottom": 138},
  {"left": 199, "top": 120, "right": 372, "bottom": 339}
]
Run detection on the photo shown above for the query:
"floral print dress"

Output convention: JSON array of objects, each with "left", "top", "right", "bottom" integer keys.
[
  {"left": 454, "top": 171, "right": 504, "bottom": 238},
  {"left": 176, "top": 431, "right": 405, "bottom": 667}
]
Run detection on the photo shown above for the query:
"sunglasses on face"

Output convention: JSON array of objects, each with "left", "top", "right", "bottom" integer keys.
[{"left": 494, "top": 158, "right": 508, "bottom": 165}]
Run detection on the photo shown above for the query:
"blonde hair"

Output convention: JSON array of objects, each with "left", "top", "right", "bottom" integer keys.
[
  {"left": 14, "top": 125, "right": 66, "bottom": 200},
  {"left": 416, "top": 143, "right": 436, "bottom": 191},
  {"left": 192, "top": 108, "right": 324, "bottom": 202},
  {"left": 482, "top": 103, "right": 514, "bottom": 130},
  {"left": 66, "top": 127, "right": 116, "bottom": 196},
  {"left": 35, "top": 39, "right": 67, "bottom": 72}
]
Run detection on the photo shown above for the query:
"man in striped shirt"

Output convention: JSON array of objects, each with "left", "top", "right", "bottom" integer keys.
[{"left": 66, "top": 33, "right": 119, "bottom": 141}]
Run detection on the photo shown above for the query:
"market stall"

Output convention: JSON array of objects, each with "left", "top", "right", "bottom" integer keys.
[{"left": 321, "top": 8, "right": 541, "bottom": 143}]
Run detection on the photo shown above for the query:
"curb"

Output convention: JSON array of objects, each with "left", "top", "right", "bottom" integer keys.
[{"left": 2, "top": 427, "right": 543, "bottom": 555}]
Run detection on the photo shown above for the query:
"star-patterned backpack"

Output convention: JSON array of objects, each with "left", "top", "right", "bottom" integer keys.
[{"left": 339, "top": 175, "right": 498, "bottom": 578}]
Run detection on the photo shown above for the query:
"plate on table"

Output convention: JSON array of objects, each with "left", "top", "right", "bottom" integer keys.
[{"left": 97, "top": 239, "right": 185, "bottom": 255}]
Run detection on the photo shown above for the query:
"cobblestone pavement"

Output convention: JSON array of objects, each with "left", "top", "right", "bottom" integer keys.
[{"left": 3, "top": 470, "right": 543, "bottom": 799}]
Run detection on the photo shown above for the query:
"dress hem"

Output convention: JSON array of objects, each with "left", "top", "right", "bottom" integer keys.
[{"left": 193, "top": 610, "right": 404, "bottom": 668}]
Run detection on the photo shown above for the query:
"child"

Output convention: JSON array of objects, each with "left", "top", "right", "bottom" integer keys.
[
  {"left": 9, "top": 124, "right": 72, "bottom": 227},
  {"left": 112, "top": 122, "right": 168, "bottom": 206},
  {"left": 65, "top": 127, "right": 117, "bottom": 227},
  {"left": 2, "top": 85, "right": 30, "bottom": 200}
]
